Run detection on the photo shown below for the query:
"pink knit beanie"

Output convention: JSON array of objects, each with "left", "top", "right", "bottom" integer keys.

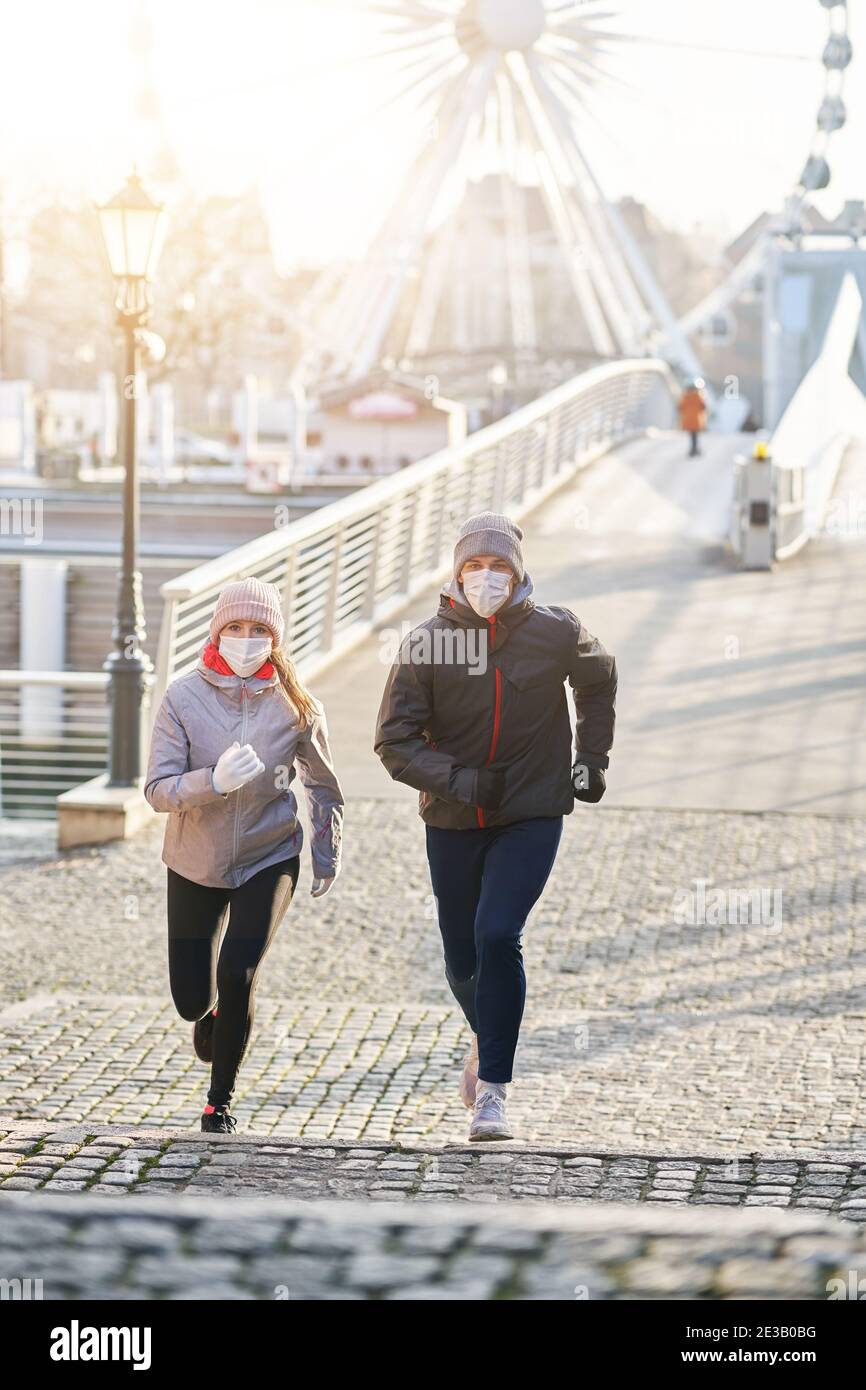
[{"left": 209, "top": 578, "right": 285, "bottom": 646}]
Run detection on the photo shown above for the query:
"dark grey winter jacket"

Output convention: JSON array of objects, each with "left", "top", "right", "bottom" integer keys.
[{"left": 373, "top": 574, "right": 617, "bottom": 829}]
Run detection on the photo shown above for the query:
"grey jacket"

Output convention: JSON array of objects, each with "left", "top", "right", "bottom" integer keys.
[
  {"left": 374, "top": 573, "right": 616, "bottom": 829},
  {"left": 145, "top": 655, "right": 344, "bottom": 889}
]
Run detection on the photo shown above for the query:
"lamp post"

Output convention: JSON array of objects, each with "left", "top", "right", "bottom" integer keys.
[
  {"left": 96, "top": 171, "right": 168, "bottom": 786},
  {"left": 488, "top": 361, "right": 508, "bottom": 422}
]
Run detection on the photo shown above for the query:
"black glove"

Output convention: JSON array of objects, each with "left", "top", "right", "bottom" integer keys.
[
  {"left": 573, "top": 762, "right": 606, "bottom": 804},
  {"left": 475, "top": 767, "right": 506, "bottom": 810}
]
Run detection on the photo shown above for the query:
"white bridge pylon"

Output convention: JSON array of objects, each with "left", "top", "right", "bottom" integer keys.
[{"left": 303, "top": 0, "right": 705, "bottom": 391}]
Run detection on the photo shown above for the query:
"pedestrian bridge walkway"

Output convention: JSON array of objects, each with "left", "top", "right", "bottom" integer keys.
[
  {"left": 314, "top": 429, "right": 866, "bottom": 816},
  {"left": 2, "top": 368, "right": 866, "bottom": 1304}
]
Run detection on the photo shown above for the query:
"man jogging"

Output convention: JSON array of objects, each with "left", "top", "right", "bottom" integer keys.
[{"left": 374, "top": 512, "right": 617, "bottom": 1141}]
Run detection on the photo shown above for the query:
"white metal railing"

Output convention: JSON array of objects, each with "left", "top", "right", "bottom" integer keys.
[
  {"left": 733, "top": 272, "right": 866, "bottom": 566},
  {"left": 0, "top": 671, "right": 110, "bottom": 818},
  {"left": 152, "top": 358, "right": 677, "bottom": 708}
]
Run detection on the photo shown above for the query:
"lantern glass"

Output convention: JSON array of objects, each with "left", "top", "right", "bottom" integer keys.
[{"left": 97, "top": 172, "right": 167, "bottom": 283}]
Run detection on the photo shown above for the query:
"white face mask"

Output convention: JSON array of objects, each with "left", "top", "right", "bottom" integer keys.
[
  {"left": 218, "top": 635, "right": 273, "bottom": 678},
  {"left": 460, "top": 568, "right": 512, "bottom": 618}
]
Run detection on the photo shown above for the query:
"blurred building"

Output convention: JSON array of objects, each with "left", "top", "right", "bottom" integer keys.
[{"left": 305, "top": 371, "right": 467, "bottom": 478}]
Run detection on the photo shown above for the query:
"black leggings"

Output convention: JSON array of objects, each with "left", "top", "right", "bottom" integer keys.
[{"left": 167, "top": 856, "right": 300, "bottom": 1107}]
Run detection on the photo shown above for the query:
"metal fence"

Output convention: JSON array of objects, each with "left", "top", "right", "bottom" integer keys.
[
  {"left": 152, "top": 358, "right": 677, "bottom": 708},
  {"left": 0, "top": 671, "right": 109, "bottom": 818}
]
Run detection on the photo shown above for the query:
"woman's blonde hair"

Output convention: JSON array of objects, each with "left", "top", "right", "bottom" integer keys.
[{"left": 270, "top": 645, "right": 319, "bottom": 729}]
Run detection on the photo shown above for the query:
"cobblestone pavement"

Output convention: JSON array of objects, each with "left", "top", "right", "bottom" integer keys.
[
  {"left": 1, "top": 1187, "right": 864, "bottom": 1300},
  {"left": 1, "top": 1127, "right": 866, "bottom": 1223},
  {"left": 0, "top": 805, "right": 864, "bottom": 1148},
  {"left": 2, "top": 993, "right": 866, "bottom": 1149}
]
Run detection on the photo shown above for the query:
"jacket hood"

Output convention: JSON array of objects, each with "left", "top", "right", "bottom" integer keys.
[{"left": 196, "top": 651, "right": 280, "bottom": 693}]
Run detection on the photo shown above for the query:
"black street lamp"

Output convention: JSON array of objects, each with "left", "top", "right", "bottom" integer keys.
[{"left": 96, "top": 170, "right": 168, "bottom": 786}]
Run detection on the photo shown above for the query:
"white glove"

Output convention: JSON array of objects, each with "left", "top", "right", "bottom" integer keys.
[
  {"left": 212, "top": 742, "right": 265, "bottom": 795},
  {"left": 311, "top": 876, "right": 335, "bottom": 898}
]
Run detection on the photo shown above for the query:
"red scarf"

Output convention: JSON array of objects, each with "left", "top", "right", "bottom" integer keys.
[{"left": 202, "top": 641, "right": 275, "bottom": 680}]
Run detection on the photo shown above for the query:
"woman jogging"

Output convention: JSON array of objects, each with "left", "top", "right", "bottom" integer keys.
[
  {"left": 145, "top": 577, "right": 343, "bottom": 1133},
  {"left": 374, "top": 513, "right": 616, "bottom": 1141}
]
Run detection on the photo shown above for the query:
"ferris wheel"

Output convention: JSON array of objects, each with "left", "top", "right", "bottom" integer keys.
[
  {"left": 798, "top": 0, "right": 852, "bottom": 204},
  {"left": 298, "top": 0, "right": 853, "bottom": 397},
  {"left": 679, "top": 0, "right": 852, "bottom": 341}
]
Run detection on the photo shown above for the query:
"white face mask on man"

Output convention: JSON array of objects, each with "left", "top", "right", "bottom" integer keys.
[
  {"left": 460, "top": 568, "right": 512, "bottom": 618},
  {"left": 218, "top": 635, "right": 273, "bottom": 678}
]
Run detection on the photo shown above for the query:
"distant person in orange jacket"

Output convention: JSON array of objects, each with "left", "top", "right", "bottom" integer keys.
[{"left": 679, "top": 378, "right": 708, "bottom": 458}]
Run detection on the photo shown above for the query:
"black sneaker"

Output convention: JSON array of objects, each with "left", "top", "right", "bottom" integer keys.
[
  {"left": 193, "top": 1007, "right": 218, "bottom": 1063},
  {"left": 201, "top": 1105, "right": 237, "bottom": 1134}
]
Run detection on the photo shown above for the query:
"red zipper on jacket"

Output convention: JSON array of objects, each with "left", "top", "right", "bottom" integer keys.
[{"left": 477, "top": 615, "right": 502, "bottom": 827}]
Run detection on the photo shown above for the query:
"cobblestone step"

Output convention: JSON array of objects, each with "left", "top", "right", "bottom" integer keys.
[
  {"left": 2, "top": 993, "right": 865, "bottom": 1149},
  {"left": 1, "top": 1187, "right": 864, "bottom": 1300},
  {"left": 2, "top": 804, "right": 866, "bottom": 1149},
  {"left": 2, "top": 1125, "right": 866, "bottom": 1220}
]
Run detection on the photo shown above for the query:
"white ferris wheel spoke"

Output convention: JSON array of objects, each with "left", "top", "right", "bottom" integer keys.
[
  {"left": 497, "top": 71, "right": 538, "bottom": 354},
  {"left": 541, "top": 37, "right": 686, "bottom": 131},
  {"left": 404, "top": 212, "right": 460, "bottom": 359},
  {"left": 347, "top": 53, "right": 500, "bottom": 381},
  {"left": 554, "top": 28, "right": 816, "bottom": 63},
  {"left": 546, "top": 16, "right": 623, "bottom": 41},
  {"left": 352, "top": 31, "right": 456, "bottom": 61},
  {"left": 545, "top": 2, "right": 620, "bottom": 25},
  {"left": 526, "top": 74, "right": 645, "bottom": 355},
  {"left": 538, "top": 25, "right": 625, "bottom": 74},
  {"left": 523, "top": 52, "right": 652, "bottom": 346},
  {"left": 542, "top": 60, "right": 647, "bottom": 192},
  {"left": 284, "top": 47, "right": 466, "bottom": 179},
  {"left": 373, "top": 1, "right": 456, "bottom": 22},
  {"left": 508, "top": 57, "right": 618, "bottom": 356},
  {"left": 337, "top": 2, "right": 454, "bottom": 20},
  {"left": 537, "top": 39, "right": 617, "bottom": 91},
  {"left": 375, "top": 17, "right": 455, "bottom": 38},
  {"left": 318, "top": 61, "right": 494, "bottom": 382},
  {"left": 540, "top": 30, "right": 619, "bottom": 64},
  {"left": 311, "top": 0, "right": 437, "bottom": 15},
  {"left": 355, "top": 51, "right": 467, "bottom": 130},
  {"left": 540, "top": 39, "right": 650, "bottom": 104},
  {"left": 525, "top": 50, "right": 703, "bottom": 378},
  {"left": 413, "top": 0, "right": 461, "bottom": 12},
  {"left": 310, "top": 65, "right": 472, "bottom": 364}
]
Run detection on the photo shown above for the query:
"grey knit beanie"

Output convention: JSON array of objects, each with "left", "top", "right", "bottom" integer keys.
[
  {"left": 210, "top": 577, "right": 285, "bottom": 646},
  {"left": 453, "top": 512, "right": 525, "bottom": 583}
]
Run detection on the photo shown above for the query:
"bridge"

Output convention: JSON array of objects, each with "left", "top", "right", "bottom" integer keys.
[
  {"left": 2, "top": 354, "right": 866, "bottom": 1298},
  {"left": 2, "top": 0, "right": 866, "bottom": 1310},
  {"left": 144, "top": 282, "right": 866, "bottom": 822},
  {"left": 5, "top": 323, "right": 862, "bottom": 1131}
]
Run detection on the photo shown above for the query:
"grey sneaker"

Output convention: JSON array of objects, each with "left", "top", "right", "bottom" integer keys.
[{"left": 469, "top": 1083, "right": 513, "bottom": 1142}]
